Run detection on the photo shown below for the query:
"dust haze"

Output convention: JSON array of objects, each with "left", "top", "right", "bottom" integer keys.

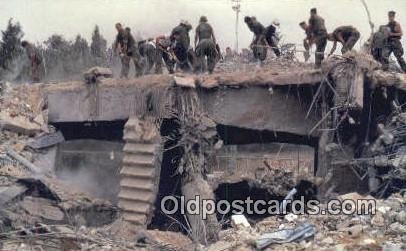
[{"left": 1, "top": 0, "right": 405, "bottom": 51}]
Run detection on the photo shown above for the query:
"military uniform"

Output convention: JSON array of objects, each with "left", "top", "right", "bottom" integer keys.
[
  {"left": 309, "top": 15, "right": 327, "bottom": 67},
  {"left": 170, "top": 23, "right": 192, "bottom": 71},
  {"left": 195, "top": 22, "right": 217, "bottom": 73},
  {"left": 155, "top": 36, "right": 175, "bottom": 74},
  {"left": 371, "top": 26, "right": 389, "bottom": 65},
  {"left": 138, "top": 40, "right": 163, "bottom": 74},
  {"left": 383, "top": 21, "right": 406, "bottom": 72},
  {"left": 247, "top": 20, "right": 267, "bottom": 62},
  {"left": 303, "top": 27, "right": 313, "bottom": 62},
  {"left": 332, "top": 26, "right": 360, "bottom": 53},
  {"left": 264, "top": 24, "right": 281, "bottom": 57},
  {"left": 116, "top": 30, "right": 143, "bottom": 78},
  {"left": 25, "top": 45, "right": 42, "bottom": 82}
]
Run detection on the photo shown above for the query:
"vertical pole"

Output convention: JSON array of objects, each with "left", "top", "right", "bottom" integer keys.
[
  {"left": 236, "top": 9, "right": 239, "bottom": 52},
  {"left": 232, "top": 0, "right": 241, "bottom": 53}
]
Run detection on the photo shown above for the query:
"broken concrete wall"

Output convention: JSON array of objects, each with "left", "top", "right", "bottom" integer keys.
[
  {"left": 208, "top": 143, "right": 315, "bottom": 195},
  {"left": 46, "top": 84, "right": 321, "bottom": 137},
  {"left": 199, "top": 86, "right": 320, "bottom": 136}
]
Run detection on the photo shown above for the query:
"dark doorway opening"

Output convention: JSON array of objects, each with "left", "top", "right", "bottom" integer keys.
[
  {"left": 148, "top": 118, "right": 187, "bottom": 233},
  {"left": 52, "top": 120, "right": 126, "bottom": 204},
  {"left": 53, "top": 120, "right": 125, "bottom": 141}
]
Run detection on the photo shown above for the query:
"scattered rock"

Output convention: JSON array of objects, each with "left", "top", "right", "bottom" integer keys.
[
  {"left": 395, "top": 211, "right": 406, "bottom": 224},
  {"left": 371, "top": 212, "right": 385, "bottom": 227},
  {"left": 344, "top": 225, "right": 364, "bottom": 237},
  {"left": 174, "top": 75, "right": 196, "bottom": 88},
  {"left": 231, "top": 214, "right": 251, "bottom": 229},
  {"left": 19, "top": 196, "right": 64, "bottom": 222},
  {"left": 389, "top": 222, "right": 406, "bottom": 234},
  {"left": 284, "top": 213, "right": 298, "bottom": 222},
  {"left": 361, "top": 238, "right": 376, "bottom": 245},
  {"left": 83, "top": 67, "right": 113, "bottom": 83},
  {"left": 321, "top": 236, "right": 335, "bottom": 245},
  {"left": 0, "top": 111, "right": 42, "bottom": 136}
]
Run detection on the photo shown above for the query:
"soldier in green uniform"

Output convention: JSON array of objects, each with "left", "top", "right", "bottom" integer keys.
[
  {"left": 308, "top": 8, "right": 327, "bottom": 67},
  {"left": 155, "top": 35, "right": 175, "bottom": 74},
  {"left": 21, "top": 40, "right": 43, "bottom": 83},
  {"left": 170, "top": 20, "right": 193, "bottom": 71},
  {"left": 138, "top": 39, "right": 163, "bottom": 74},
  {"left": 114, "top": 24, "right": 143, "bottom": 78},
  {"left": 194, "top": 16, "right": 218, "bottom": 74},
  {"left": 371, "top": 25, "right": 390, "bottom": 65},
  {"left": 299, "top": 21, "right": 313, "bottom": 62},
  {"left": 244, "top": 16, "right": 267, "bottom": 63},
  {"left": 264, "top": 20, "right": 281, "bottom": 57},
  {"left": 327, "top": 25, "right": 360, "bottom": 56},
  {"left": 383, "top": 11, "right": 406, "bottom": 72}
]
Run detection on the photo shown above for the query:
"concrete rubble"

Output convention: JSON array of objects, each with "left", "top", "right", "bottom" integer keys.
[
  {"left": 204, "top": 192, "right": 406, "bottom": 251},
  {"left": 1, "top": 53, "right": 406, "bottom": 251}
]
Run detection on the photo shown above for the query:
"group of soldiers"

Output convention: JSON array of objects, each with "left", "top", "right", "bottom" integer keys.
[
  {"left": 296, "top": 8, "right": 405, "bottom": 71},
  {"left": 245, "top": 8, "right": 405, "bottom": 73},
  {"left": 21, "top": 8, "right": 405, "bottom": 82},
  {"left": 244, "top": 8, "right": 357, "bottom": 67},
  {"left": 113, "top": 15, "right": 220, "bottom": 78},
  {"left": 370, "top": 11, "right": 406, "bottom": 72}
]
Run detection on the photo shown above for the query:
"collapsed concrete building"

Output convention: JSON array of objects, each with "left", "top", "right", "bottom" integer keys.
[{"left": 2, "top": 52, "right": 406, "bottom": 244}]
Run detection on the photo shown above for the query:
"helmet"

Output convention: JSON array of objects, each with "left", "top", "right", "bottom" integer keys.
[
  {"left": 200, "top": 16, "right": 208, "bottom": 23},
  {"left": 272, "top": 19, "right": 280, "bottom": 27}
]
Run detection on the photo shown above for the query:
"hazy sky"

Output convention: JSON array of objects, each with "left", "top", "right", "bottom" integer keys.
[{"left": 1, "top": 0, "right": 405, "bottom": 53}]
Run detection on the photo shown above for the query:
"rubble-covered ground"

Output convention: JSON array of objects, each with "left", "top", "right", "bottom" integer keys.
[
  {"left": 206, "top": 192, "right": 406, "bottom": 251},
  {"left": 1, "top": 56, "right": 406, "bottom": 251}
]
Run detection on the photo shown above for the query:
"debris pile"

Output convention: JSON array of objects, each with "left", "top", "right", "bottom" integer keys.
[
  {"left": 215, "top": 56, "right": 311, "bottom": 74},
  {"left": 204, "top": 192, "right": 406, "bottom": 251}
]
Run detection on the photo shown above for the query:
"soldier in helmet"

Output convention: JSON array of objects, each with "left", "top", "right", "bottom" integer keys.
[
  {"left": 299, "top": 21, "right": 313, "bottom": 62},
  {"left": 264, "top": 19, "right": 281, "bottom": 57},
  {"left": 114, "top": 23, "right": 143, "bottom": 78},
  {"left": 244, "top": 16, "right": 267, "bottom": 63},
  {"left": 170, "top": 20, "right": 193, "bottom": 71},
  {"left": 194, "top": 16, "right": 218, "bottom": 74},
  {"left": 308, "top": 8, "right": 327, "bottom": 67},
  {"left": 383, "top": 11, "right": 406, "bottom": 72},
  {"left": 371, "top": 25, "right": 390, "bottom": 65},
  {"left": 21, "top": 40, "right": 43, "bottom": 83}
]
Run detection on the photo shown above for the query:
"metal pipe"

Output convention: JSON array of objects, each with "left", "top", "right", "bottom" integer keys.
[{"left": 6, "top": 148, "right": 40, "bottom": 174}]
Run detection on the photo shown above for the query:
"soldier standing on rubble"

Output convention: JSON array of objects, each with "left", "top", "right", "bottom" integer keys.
[
  {"left": 21, "top": 41, "right": 42, "bottom": 83},
  {"left": 308, "top": 8, "right": 327, "bottom": 67},
  {"left": 383, "top": 11, "right": 406, "bottom": 72},
  {"left": 327, "top": 26, "right": 360, "bottom": 56},
  {"left": 299, "top": 21, "right": 313, "bottom": 62},
  {"left": 371, "top": 25, "right": 390, "bottom": 65},
  {"left": 114, "top": 23, "right": 143, "bottom": 78},
  {"left": 155, "top": 35, "right": 175, "bottom": 74},
  {"left": 170, "top": 20, "right": 193, "bottom": 72},
  {"left": 138, "top": 39, "right": 162, "bottom": 74},
  {"left": 264, "top": 19, "right": 281, "bottom": 57},
  {"left": 194, "top": 16, "right": 218, "bottom": 74},
  {"left": 244, "top": 16, "right": 267, "bottom": 63}
]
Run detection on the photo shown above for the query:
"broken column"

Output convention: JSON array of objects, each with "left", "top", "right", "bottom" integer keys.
[
  {"left": 119, "top": 117, "right": 162, "bottom": 226},
  {"left": 175, "top": 90, "right": 220, "bottom": 244},
  {"left": 317, "top": 52, "right": 380, "bottom": 193}
]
